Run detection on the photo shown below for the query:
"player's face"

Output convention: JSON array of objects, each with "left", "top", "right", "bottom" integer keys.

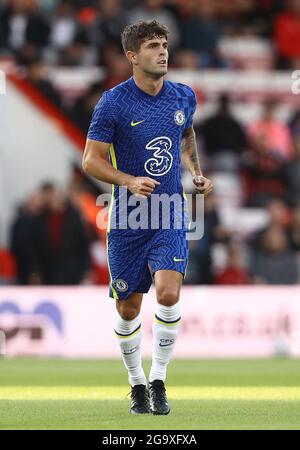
[{"left": 137, "top": 37, "right": 168, "bottom": 78}]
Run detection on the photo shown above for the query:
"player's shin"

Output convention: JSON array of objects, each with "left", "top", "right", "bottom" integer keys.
[
  {"left": 115, "top": 311, "right": 147, "bottom": 387},
  {"left": 149, "top": 302, "right": 181, "bottom": 382}
]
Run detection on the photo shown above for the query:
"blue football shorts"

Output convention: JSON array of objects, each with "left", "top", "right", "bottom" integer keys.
[{"left": 106, "top": 229, "right": 189, "bottom": 300}]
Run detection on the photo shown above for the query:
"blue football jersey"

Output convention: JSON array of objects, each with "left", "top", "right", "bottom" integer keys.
[{"left": 87, "top": 77, "right": 197, "bottom": 233}]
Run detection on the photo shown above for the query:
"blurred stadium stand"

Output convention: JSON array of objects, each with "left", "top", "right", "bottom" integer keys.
[{"left": 0, "top": 0, "right": 300, "bottom": 286}]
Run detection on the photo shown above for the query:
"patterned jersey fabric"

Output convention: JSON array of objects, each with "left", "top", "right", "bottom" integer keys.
[{"left": 88, "top": 76, "right": 196, "bottom": 234}]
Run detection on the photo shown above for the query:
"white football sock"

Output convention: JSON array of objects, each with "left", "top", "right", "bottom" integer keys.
[
  {"left": 149, "top": 302, "right": 181, "bottom": 383},
  {"left": 115, "top": 310, "right": 147, "bottom": 387}
]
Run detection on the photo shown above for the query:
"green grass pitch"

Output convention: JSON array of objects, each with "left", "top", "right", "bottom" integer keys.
[{"left": 1, "top": 358, "right": 300, "bottom": 430}]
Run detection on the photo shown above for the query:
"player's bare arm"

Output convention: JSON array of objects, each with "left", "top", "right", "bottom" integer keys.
[
  {"left": 82, "top": 138, "right": 160, "bottom": 197},
  {"left": 181, "top": 126, "right": 213, "bottom": 196}
]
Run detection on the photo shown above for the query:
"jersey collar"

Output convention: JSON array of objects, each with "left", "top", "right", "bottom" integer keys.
[{"left": 129, "top": 77, "right": 167, "bottom": 100}]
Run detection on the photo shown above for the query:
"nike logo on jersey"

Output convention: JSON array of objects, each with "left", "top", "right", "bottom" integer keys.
[
  {"left": 131, "top": 120, "right": 145, "bottom": 127},
  {"left": 173, "top": 257, "right": 185, "bottom": 262}
]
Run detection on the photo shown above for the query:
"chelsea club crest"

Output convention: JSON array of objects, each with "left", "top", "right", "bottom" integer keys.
[
  {"left": 174, "top": 110, "right": 185, "bottom": 126},
  {"left": 113, "top": 279, "right": 128, "bottom": 292}
]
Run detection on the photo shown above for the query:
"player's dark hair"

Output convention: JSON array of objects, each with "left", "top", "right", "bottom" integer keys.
[{"left": 121, "top": 20, "right": 169, "bottom": 54}]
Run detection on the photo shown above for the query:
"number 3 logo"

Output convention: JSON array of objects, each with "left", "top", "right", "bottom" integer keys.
[{"left": 144, "top": 136, "right": 173, "bottom": 177}]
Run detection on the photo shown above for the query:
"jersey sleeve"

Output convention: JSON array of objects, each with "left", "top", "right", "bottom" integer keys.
[
  {"left": 185, "top": 87, "right": 197, "bottom": 129},
  {"left": 87, "top": 91, "right": 116, "bottom": 143}
]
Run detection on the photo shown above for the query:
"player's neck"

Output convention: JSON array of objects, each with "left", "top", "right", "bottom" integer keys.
[{"left": 132, "top": 73, "right": 164, "bottom": 97}]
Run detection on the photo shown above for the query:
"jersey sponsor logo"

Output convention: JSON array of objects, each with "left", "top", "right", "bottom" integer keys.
[
  {"left": 144, "top": 136, "right": 173, "bottom": 177},
  {"left": 112, "top": 279, "right": 128, "bottom": 292},
  {"left": 173, "top": 257, "right": 185, "bottom": 262},
  {"left": 131, "top": 120, "right": 145, "bottom": 127},
  {"left": 174, "top": 110, "right": 185, "bottom": 126}
]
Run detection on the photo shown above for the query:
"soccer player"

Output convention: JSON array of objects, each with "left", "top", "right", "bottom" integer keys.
[{"left": 82, "top": 20, "right": 213, "bottom": 415}]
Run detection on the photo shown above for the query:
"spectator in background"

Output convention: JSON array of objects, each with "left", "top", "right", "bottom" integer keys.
[
  {"left": 200, "top": 93, "right": 246, "bottom": 172},
  {"left": 248, "top": 197, "right": 291, "bottom": 250},
  {"left": 285, "top": 131, "right": 300, "bottom": 206},
  {"left": 218, "top": 0, "right": 283, "bottom": 38},
  {"left": 25, "top": 58, "right": 62, "bottom": 108},
  {"left": 68, "top": 181, "right": 109, "bottom": 285},
  {"left": 70, "top": 81, "right": 104, "bottom": 133},
  {"left": 30, "top": 184, "right": 91, "bottom": 285},
  {"left": 49, "top": 0, "right": 77, "bottom": 51},
  {"left": 128, "top": 0, "right": 180, "bottom": 50},
  {"left": 274, "top": 0, "right": 300, "bottom": 68},
  {"left": 100, "top": 45, "right": 131, "bottom": 89},
  {"left": 266, "top": 197, "right": 291, "bottom": 228},
  {"left": 67, "top": 176, "right": 106, "bottom": 243},
  {"left": 87, "top": 0, "right": 128, "bottom": 49},
  {"left": 289, "top": 109, "right": 300, "bottom": 137},
  {"left": 0, "top": 0, "right": 50, "bottom": 56},
  {"left": 39, "top": 0, "right": 61, "bottom": 14},
  {"left": 248, "top": 99, "right": 294, "bottom": 161},
  {"left": 72, "top": 0, "right": 97, "bottom": 10},
  {"left": 45, "top": 0, "right": 93, "bottom": 66},
  {"left": 288, "top": 205, "right": 300, "bottom": 254},
  {"left": 171, "top": 48, "right": 200, "bottom": 69},
  {"left": 10, "top": 190, "right": 43, "bottom": 284},
  {"left": 249, "top": 224, "right": 298, "bottom": 284},
  {"left": 56, "top": 33, "right": 95, "bottom": 66},
  {"left": 181, "top": 0, "right": 223, "bottom": 67},
  {"left": 214, "top": 241, "right": 249, "bottom": 285},
  {"left": 185, "top": 193, "right": 228, "bottom": 284},
  {"left": 242, "top": 111, "right": 289, "bottom": 206}
]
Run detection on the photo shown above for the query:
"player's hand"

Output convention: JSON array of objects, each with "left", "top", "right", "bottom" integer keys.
[
  {"left": 127, "top": 176, "right": 160, "bottom": 198},
  {"left": 193, "top": 175, "right": 213, "bottom": 196}
]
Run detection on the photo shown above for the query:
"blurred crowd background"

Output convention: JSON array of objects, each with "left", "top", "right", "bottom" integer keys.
[
  {"left": 0, "top": 0, "right": 300, "bottom": 286},
  {"left": 1, "top": 0, "right": 300, "bottom": 70}
]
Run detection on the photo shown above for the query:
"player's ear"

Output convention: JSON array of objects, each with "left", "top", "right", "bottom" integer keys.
[{"left": 126, "top": 51, "right": 137, "bottom": 65}]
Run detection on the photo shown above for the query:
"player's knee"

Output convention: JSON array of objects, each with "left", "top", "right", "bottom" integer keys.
[
  {"left": 116, "top": 302, "right": 140, "bottom": 321},
  {"left": 157, "top": 287, "right": 179, "bottom": 306}
]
